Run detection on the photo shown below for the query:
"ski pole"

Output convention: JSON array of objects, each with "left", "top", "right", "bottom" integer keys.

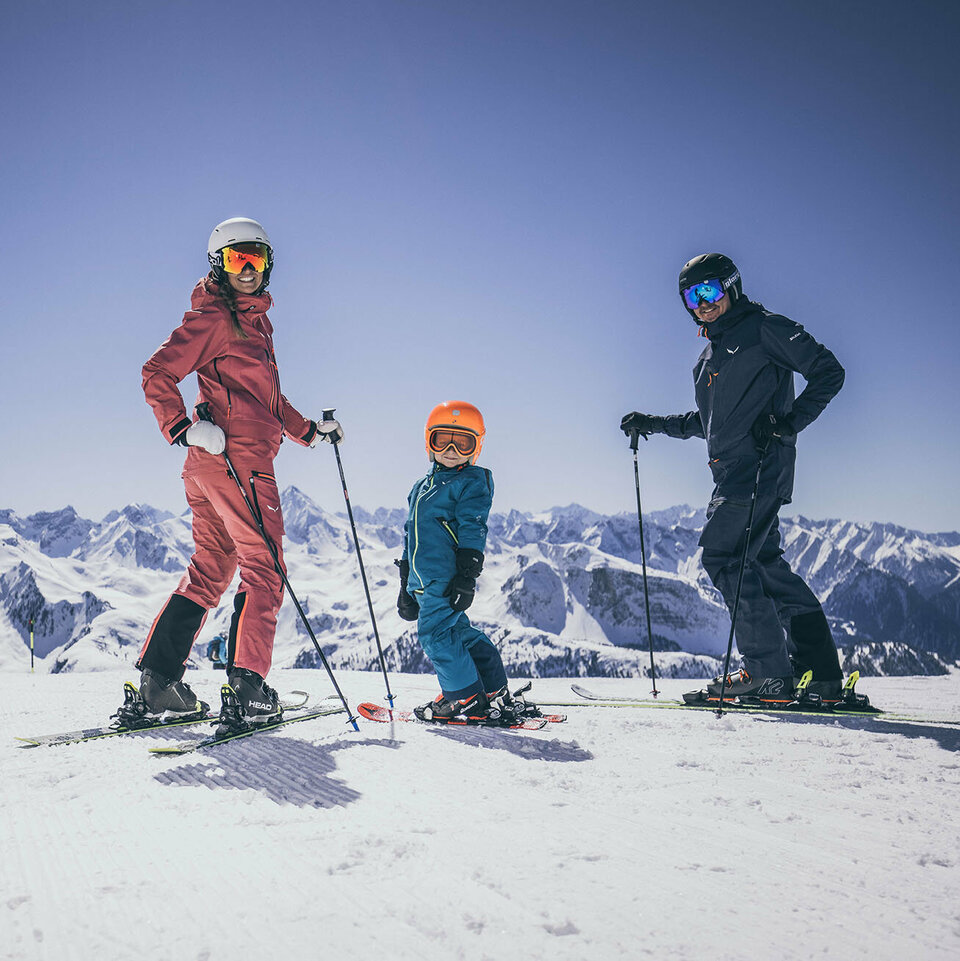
[
  {"left": 194, "top": 404, "right": 359, "bottom": 730},
  {"left": 715, "top": 442, "right": 768, "bottom": 718},
  {"left": 29, "top": 618, "right": 34, "bottom": 673},
  {"left": 321, "top": 408, "right": 395, "bottom": 708},
  {"left": 628, "top": 430, "right": 659, "bottom": 697}
]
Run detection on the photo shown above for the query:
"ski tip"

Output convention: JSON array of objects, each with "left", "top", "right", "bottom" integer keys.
[{"left": 356, "top": 702, "right": 393, "bottom": 722}]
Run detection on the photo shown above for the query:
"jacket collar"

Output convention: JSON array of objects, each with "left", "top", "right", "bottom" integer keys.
[
  {"left": 191, "top": 276, "right": 273, "bottom": 314},
  {"left": 702, "top": 299, "right": 756, "bottom": 343}
]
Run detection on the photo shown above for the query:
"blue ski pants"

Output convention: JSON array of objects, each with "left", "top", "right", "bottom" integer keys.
[{"left": 414, "top": 583, "right": 507, "bottom": 699}]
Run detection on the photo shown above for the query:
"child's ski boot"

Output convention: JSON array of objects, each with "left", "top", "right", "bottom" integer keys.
[{"left": 414, "top": 692, "right": 488, "bottom": 722}]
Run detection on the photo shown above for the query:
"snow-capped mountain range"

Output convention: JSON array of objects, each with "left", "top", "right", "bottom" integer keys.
[{"left": 1, "top": 491, "right": 958, "bottom": 677}]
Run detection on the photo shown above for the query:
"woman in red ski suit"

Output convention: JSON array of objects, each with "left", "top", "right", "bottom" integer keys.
[{"left": 132, "top": 217, "right": 340, "bottom": 722}]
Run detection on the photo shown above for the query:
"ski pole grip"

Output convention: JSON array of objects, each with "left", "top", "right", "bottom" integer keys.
[
  {"left": 321, "top": 408, "right": 336, "bottom": 422},
  {"left": 195, "top": 402, "right": 215, "bottom": 425},
  {"left": 628, "top": 428, "right": 644, "bottom": 451}
]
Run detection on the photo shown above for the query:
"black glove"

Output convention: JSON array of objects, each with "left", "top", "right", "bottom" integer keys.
[
  {"left": 444, "top": 573, "right": 476, "bottom": 612},
  {"left": 620, "top": 412, "right": 665, "bottom": 439},
  {"left": 395, "top": 559, "right": 420, "bottom": 621},
  {"left": 443, "top": 549, "right": 484, "bottom": 612},
  {"left": 751, "top": 412, "right": 797, "bottom": 449}
]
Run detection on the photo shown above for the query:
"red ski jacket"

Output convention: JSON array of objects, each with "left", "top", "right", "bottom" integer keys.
[{"left": 142, "top": 277, "right": 317, "bottom": 470}]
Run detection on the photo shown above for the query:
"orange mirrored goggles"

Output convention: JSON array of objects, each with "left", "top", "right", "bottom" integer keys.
[
  {"left": 220, "top": 243, "right": 270, "bottom": 274},
  {"left": 428, "top": 429, "right": 478, "bottom": 456}
]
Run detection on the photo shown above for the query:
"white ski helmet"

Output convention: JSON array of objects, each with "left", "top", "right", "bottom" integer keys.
[{"left": 207, "top": 217, "right": 274, "bottom": 287}]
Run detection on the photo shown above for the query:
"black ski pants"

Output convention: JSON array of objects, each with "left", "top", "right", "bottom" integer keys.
[{"left": 699, "top": 474, "right": 841, "bottom": 680}]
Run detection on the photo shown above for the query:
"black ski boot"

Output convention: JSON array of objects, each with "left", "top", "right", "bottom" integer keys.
[
  {"left": 786, "top": 671, "right": 834, "bottom": 711},
  {"left": 121, "top": 668, "right": 208, "bottom": 722},
  {"left": 683, "top": 669, "right": 795, "bottom": 705},
  {"left": 217, "top": 668, "right": 282, "bottom": 734},
  {"left": 792, "top": 661, "right": 843, "bottom": 705},
  {"left": 712, "top": 670, "right": 794, "bottom": 705},
  {"left": 414, "top": 692, "right": 488, "bottom": 722}
]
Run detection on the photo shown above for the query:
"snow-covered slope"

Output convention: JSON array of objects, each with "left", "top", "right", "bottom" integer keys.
[
  {"left": 2, "top": 671, "right": 959, "bottom": 961},
  {"left": 1, "top": 493, "right": 958, "bottom": 677}
]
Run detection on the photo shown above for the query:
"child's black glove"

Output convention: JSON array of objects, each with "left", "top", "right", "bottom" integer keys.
[
  {"left": 395, "top": 559, "right": 420, "bottom": 621},
  {"left": 444, "top": 549, "right": 484, "bottom": 612}
]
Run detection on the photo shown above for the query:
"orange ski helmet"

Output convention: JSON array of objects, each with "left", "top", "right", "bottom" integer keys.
[{"left": 425, "top": 401, "right": 486, "bottom": 464}]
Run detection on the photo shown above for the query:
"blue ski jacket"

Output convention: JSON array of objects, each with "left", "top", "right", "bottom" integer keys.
[
  {"left": 659, "top": 299, "right": 844, "bottom": 502},
  {"left": 401, "top": 463, "right": 494, "bottom": 592}
]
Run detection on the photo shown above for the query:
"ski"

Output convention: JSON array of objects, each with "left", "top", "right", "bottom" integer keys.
[
  {"left": 570, "top": 683, "right": 653, "bottom": 704},
  {"left": 148, "top": 700, "right": 347, "bottom": 756},
  {"left": 356, "top": 702, "right": 564, "bottom": 730},
  {"left": 571, "top": 679, "right": 865, "bottom": 716},
  {"left": 563, "top": 682, "right": 959, "bottom": 727},
  {"left": 16, "top": 683, "right": 310, "bottom": 748}
]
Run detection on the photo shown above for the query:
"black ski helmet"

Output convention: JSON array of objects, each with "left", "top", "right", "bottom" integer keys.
[{"left": 678, "top": 252, "right": 742, "bottom": 320}]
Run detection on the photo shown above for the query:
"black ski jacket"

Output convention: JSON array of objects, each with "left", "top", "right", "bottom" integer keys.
[{"left": 660, "top": 299, "right": 844, "bottom": 502}]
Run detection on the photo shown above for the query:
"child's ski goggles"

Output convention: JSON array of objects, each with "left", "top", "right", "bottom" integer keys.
[
  {"left": 428, "top": 428, "right": 478, "bottom": 456},
  {"left": 220, "top": 243, "right": 270, "bottom": 274},
  {"left": 681, "top": 279, "right": 727, "bottom": 310}
]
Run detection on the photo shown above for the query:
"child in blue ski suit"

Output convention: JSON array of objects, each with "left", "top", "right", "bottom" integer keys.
[{"left": 396, "top": 401, "right": 512, "bottom": 721}]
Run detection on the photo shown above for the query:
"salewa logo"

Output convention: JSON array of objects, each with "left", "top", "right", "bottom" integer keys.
[
  {"left": 789, "top": 331, "right": 802, "bottom": 341},
  {"left": 726, "top": 346, "right": 740, "bottom": 354},
  {"left": 265, "top": 505, "right": 280, "bottom": 512}
]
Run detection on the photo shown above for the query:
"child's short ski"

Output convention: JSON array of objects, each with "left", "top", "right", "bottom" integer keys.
[
  {"left": 356, "top": 702, "right": 563, "bottom": 730},
  {"left": 16, "top": 684, "right": 309, "bottom": 748},
  {"left": 148, "top": 699, "right": 346, "bottom": 756}
]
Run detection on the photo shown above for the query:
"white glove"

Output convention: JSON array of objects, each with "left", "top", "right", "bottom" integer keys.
[
  {"left": 313, "top": 419, "right": 344, "bottom": 446},
  {"left": 184, "top": 421, "right": 226, "bottom": 455}
]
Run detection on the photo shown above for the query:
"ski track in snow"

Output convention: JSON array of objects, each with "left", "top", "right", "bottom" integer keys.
[{"left": 1, "top": 670, "right": 959, "bottom": 961}]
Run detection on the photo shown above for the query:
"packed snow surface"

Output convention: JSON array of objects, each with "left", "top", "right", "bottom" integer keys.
[{"left": 2, "top": 671, "right": 959, "bottom": 961}]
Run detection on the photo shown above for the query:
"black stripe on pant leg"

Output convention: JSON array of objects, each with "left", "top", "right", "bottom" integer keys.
[
  {"left": 227, "top": 592, "right": 247, "bottom": 671},
  {"left": 137, "top": 595, "right": 206, "bottom": 680}
]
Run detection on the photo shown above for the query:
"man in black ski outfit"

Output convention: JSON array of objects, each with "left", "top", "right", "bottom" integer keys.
[{"left": 621, "top": 253, "right": 845, "bottom": 703}]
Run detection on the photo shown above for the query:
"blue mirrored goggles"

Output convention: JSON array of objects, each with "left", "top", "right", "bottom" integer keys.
[{"left": 681, "top": 279, "right": 727, "bottom": 310}]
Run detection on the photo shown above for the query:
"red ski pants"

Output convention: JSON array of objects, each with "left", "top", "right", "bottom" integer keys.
[{"left": 141, "top": 464, "right": 285, "bottom": 679}]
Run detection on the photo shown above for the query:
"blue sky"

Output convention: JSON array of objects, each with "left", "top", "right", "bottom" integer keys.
[{"left": 2, "top": 0, "right": 958, "bottom": 531}]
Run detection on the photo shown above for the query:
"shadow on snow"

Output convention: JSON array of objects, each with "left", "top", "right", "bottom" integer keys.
[
  {"left": 718, "top": 711, "right": 960, "bottom": 753},
  {"left": 153, "top": 736, "right": 399, "bottom": 808},
  {"left": 427, "top": 726, "right": 595, "bottom": 761}
]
